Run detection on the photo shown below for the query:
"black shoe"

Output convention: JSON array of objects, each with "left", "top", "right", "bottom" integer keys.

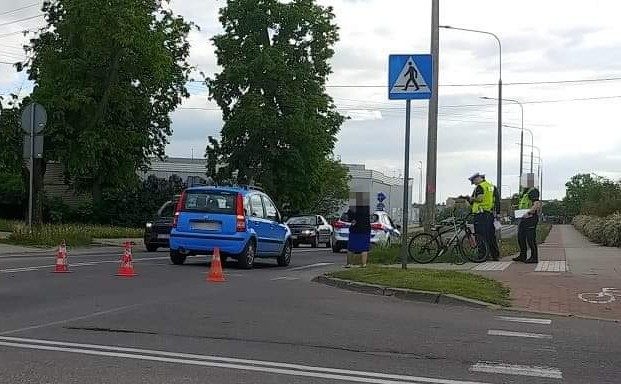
[
  {"left": 512, "top": 256, "right": 525, "bottom": 262},
  {"left": 525, "top": 258, "right": 539, "bottom": 264}
]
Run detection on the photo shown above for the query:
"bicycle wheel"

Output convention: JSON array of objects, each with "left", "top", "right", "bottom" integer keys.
[
  {"left": 408, "top": 233, "right": 440, "bottom": 264},
  {"left": 459, "top": 232, "right": 488, "bottom": 263}
]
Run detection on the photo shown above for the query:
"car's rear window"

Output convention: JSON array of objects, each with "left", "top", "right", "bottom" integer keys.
[
  {"left": 287, "top": 216, "right": 315, "bottom": 225},
  {"left": 339, "top": 212, "right": 378, "bottom": 223},
  {"left": 183, "top": 191, "right": 236, "bottom": 214}
]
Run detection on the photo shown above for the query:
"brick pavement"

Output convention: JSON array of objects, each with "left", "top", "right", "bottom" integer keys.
[{"left": 475, "top": 225, "right": 621, "bottom": 321}]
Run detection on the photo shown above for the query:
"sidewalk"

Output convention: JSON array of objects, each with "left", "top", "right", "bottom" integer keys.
[{"left": 475, "top": 225, "right": 621, "bottom": 321}]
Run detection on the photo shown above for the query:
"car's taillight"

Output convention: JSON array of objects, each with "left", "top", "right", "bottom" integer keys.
[
  {"left": 172, "top": 191, "right": 187, "bottom": 228},
  {"left": 371, "top": 223, "right": 383, "bottom": 231},
  {"left": 235, "top": 193, "right": 246, "bottom": 232},
  {"left": 333, "top": 221, "right": 348, "bottom": 229}
]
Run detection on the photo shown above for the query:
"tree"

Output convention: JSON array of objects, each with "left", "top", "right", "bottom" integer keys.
[
  {"left": 206, "top": 0, "right": 346, "bottom": 212},
  {"left": 0, "top": 95, "right": 26, "bottom": 219},
  {"left": 564, "top": 173, "right": 621, "bottom": 217},
  {"left": 22, "top": 0, "right": 194, "bottom": 205}
]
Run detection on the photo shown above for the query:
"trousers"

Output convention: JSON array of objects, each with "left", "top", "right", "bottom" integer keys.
[
  {"left": 518, "top": 215, "right": 538, "bottom": 261},
  {"left": 474, "top": 212, "right": 499, "bottom": 260}
]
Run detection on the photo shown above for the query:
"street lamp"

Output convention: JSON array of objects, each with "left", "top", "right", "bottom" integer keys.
[
  {"left": 484, "top": 97, "right": 529, "bottom": 178},
  {"left": 503, "top": 123, "right": 534, "bottom": 176},
  {"left": 416, "top": 161, "right": 423, "bottom": 204},
  {"left": 440, "top": 25, "right": 502, "bottom": 190},
  {"left": 516, "top": 142, "right": 541, "bottom": 192}
]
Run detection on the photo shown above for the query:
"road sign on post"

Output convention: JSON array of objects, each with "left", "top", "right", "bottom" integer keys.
[
  {"left": 388, "top": 54, "right": 433, "bottom": 270},
  {"left": 20, "top": 102, "right": 47, "bottom": 233}
]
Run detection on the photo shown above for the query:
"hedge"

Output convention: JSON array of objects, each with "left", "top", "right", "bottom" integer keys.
[{"left": 573, "top": 214, "right": 621, "bottom": 247}]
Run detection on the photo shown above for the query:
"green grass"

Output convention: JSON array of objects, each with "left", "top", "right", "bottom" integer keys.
[
  {"left": 0, "top": 219, "right": 18, "bottom": 232},
  {"left": 330, "top": 265, "right": 510, "bottom": 306},
  {"left": 0, "top": 222, "right": 143, "bottom": 248}
]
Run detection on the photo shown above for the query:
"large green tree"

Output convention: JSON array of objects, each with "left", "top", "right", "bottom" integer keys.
[
  {"left": 22, "top": 0, "right": 194, "bottom": 204},
  {"left": 564, "top": 173, "right": 621, "bottom": 217},
  {"left": 206, "top": 0, "right": 348, "bottom": 212},
  {"left": 0, "top": 95, "right": 26, "bottom": 218}
]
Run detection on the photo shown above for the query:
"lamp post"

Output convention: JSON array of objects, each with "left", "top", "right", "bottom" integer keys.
[
  {"left": 416, "top": 161, "right": 423, "bottom": 204},
  {"left": 484, "top": 98, "right": 527, "bottom": 179},
  {"left": 441, "top": 25, "right": 502, "bottom": 190},
  {"left": 504, "top": 123, "right": 534, "bottom": 181},
  {"left": 516, "top": 142, "right": 541, "bottom": 192}
]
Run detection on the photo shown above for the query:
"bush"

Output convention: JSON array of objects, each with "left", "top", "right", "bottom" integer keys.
[{"left": 573, "top": 214, "right": 621, "bottom": 247}]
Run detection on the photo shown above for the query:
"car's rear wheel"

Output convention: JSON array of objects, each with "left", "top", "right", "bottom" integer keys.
[
  {"left": 145, "top": 243, "right": 158, "bottom": 252},
  {"left": 332, "top": 241, "right": 341, "bottom": 253},
  {"left": 237, "top": 240, "right": 255, "bottom": 269},
  {"left": 277, "top": 240, "right": 292, "bottom": 267},
  {"left": 170, "top": 250, "right": 186, "bottom": 265},
  {"left": 326, "top": 236, "right": 332, "bottom": 248},
  {"left": 311, "top": 235, "right": 318, "bottom": 248}
]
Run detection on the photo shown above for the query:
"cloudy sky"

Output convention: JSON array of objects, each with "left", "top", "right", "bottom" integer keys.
[{"left": 1, "top": 0, "right": 621, "bottom": 203}]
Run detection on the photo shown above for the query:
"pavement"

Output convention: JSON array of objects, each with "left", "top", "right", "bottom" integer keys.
[
  {"left": 473, "top": 225, "right": 621, "bottom": 321},
  {"left": 1, "top": 242, "right": 620, "bottom": 383}
]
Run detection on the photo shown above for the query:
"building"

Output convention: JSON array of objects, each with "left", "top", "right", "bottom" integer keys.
[
  {"left": 141, "top": 157, "right": 210, "bottom": 186},
  {"left": 345, "top": 164, "right": 414, "bottom": 226}
]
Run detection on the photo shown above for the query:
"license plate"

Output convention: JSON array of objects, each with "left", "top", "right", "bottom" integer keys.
[
  {"left": 291, "top": 235, "right": 298, "bottom": 240},
  {"left": 192, "top": 221, "right": 221, "bottom": 231},
  {"left": 157, "top": 234, "right": 170, "bottom": 239}
]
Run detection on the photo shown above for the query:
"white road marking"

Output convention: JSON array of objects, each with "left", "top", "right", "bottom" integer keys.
[
  {"left": 0, "top": 336, "right": 489, "bottom": 384},
  {"left": 0, "top": 256, "right": 169, "bottom": 273},
  {"left": 270, "top": 276, "right": 300, "bottom": 281},
  {"left": 0, "top": 304, "right": 143, "bottom": 335},
  {"left": 473, "top": 262, "right": 512, "bottom": 271},
  {"left": 535, "top": 260, "right": 567, "bottom": 272},
  {"left": 487, "top": 330, "right": 553, "bottom": 339},
  {"left": 289, "top": 262, "right": 334, "bottom": 271},
  {"left": 495, "top": 316, "right": 552, "bottom": 325},
  {"left": 470, "top": 362, "right": 562, "bottom": 379}
]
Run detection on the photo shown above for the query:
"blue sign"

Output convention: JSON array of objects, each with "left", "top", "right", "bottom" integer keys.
[
  {"left": 388, "top": 54, "right": 433, "bottom": 100},
  {"left": 377, "top": 192, "right": 386, "bottom": 202}
]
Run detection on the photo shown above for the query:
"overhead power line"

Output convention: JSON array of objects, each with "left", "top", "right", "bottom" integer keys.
[
  {"left": 0, "top": 14, "right": 43, "bottom": 28},
  {"left": 0, "top": 3, "right": 39, "bottom": 17}
]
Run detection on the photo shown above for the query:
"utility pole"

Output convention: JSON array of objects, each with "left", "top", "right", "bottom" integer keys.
[{"left": 424, "top": 0, "right": 439, "bottom": 231}]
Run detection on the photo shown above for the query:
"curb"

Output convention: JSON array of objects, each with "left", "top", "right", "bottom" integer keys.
[
  {"left": 312, "top": 275, "right": 500, "bottom": 309},
  {"left": 503, "top": 306, "right": 620, "bottom": 323}
]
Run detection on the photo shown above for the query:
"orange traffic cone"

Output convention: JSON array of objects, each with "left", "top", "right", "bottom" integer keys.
[
  {"left": 207, "top": 248, "right": 225, "bottom": 283},
  {"left": 116, "top": 242, "right": 137, "bottom": 277},
  {"left": 53, "top": 240, "right": 70, "bottom": 273}
]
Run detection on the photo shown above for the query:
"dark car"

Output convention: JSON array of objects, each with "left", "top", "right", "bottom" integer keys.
[
  {"left": 286, "top": 215, "right": 333, "bottom": 248},
  {"left": 144, "top": 197, "right": 178, "bottom": 252}
]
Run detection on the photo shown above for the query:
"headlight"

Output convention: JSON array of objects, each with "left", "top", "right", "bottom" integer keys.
[
  {"left": 146, "top": 222, "right": 153, "bottom": 229},
  {"left": 303, "top": 229, "right": 314, "bottom": 235}
]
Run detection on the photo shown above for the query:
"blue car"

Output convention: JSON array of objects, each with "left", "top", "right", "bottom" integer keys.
[{"left": 169, "top": 185, "right": 292, "bottom": 269}]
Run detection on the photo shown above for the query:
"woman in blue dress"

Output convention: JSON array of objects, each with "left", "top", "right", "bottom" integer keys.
[{"left": 345, "top": 193, "right": 371, "bottom": 268}]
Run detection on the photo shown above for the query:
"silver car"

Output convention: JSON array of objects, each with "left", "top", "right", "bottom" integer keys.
[{"left": 331, "top": 211, "right": 401, "bottom": 253}]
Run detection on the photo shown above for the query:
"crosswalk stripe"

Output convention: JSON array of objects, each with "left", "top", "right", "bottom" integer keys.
[
  {"left": 535, "top": 260, "right": 566, "bottom": 272},
  {"left": 495, "top": 316, "right": 552, "bottom": 325},
  {"left": 487, "top": 330, "right": 552, "bottom": 339},
  {"left": 473, "top": 261, "right": 512, "bottom": 271},
  {"left": 470, "top": 362, "right": 562, "bottom": 379}
]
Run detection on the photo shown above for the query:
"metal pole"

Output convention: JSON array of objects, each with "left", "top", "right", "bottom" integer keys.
[
  {"left": 424, "top": 0, "right": 439, "bottom": 231},
  {"left": 28, "top": 104, "right": 35, "bottom": 233},
  {"left": 401, "top": 100, "right": 412, "bottom": 270},
  {"left": 418, "top": 161, "right": 423, "bottom": 204},
  {"left": 530, "top": 131, "right": 534, "bottom": 174}
]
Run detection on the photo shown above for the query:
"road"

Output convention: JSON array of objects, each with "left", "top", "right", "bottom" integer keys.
[{"left": 1, "top": 246, "right": 619, "bottom": 383}]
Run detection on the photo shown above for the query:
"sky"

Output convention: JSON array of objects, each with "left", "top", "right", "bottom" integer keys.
[{"left": 1, "top": 0, "right": 621, "bottom": 203}]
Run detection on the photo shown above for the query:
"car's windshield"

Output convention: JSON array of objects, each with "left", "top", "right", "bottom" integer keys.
[
  {"left": 287, "top": 216, "right": 315, "bottom": 225},
  {"left": 183, "top": 191, "right": 236, "bottom": 214}
]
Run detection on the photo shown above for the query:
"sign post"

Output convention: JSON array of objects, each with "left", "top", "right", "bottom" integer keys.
[
  {"left": 388, "top": 54, "right": 433, "bottom": 269},
  {"left": 20, "top": 102, "right": 47, "bottom": 233}
]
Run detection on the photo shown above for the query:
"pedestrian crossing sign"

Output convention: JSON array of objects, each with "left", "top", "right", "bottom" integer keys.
[{"left": 388, "top": 54, "right": 433, "bottom": 100}]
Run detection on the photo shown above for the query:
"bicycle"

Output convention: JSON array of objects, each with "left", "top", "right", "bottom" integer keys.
[
  {"left": 408, "top": 215, "right": 488, "bottom": 264},
  {"left": 578, "top": 288, "right": 620, "bottom": 304}
]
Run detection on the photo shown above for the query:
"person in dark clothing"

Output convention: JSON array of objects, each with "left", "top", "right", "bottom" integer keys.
[
  {"left": 464, "top": 173, "right": 500, "bottom": 261},
  {"left": 345, "top": 192, "right": 371, "bottom": 268},
  {"left": 514, "top": 187, "right": 542, "bottom": 263}
]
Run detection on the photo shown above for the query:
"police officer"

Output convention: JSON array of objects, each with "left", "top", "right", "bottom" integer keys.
[
  {"left": 465, "top": 173, "right": 500, "bottom": 261},
  {"left": 514, "top": 186, "right": 542, "bottom": 263}
]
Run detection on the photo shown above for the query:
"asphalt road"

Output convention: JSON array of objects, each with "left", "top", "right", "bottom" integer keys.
[{"left": 1, "top": 246, "right": 619, "bottom": 383}]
